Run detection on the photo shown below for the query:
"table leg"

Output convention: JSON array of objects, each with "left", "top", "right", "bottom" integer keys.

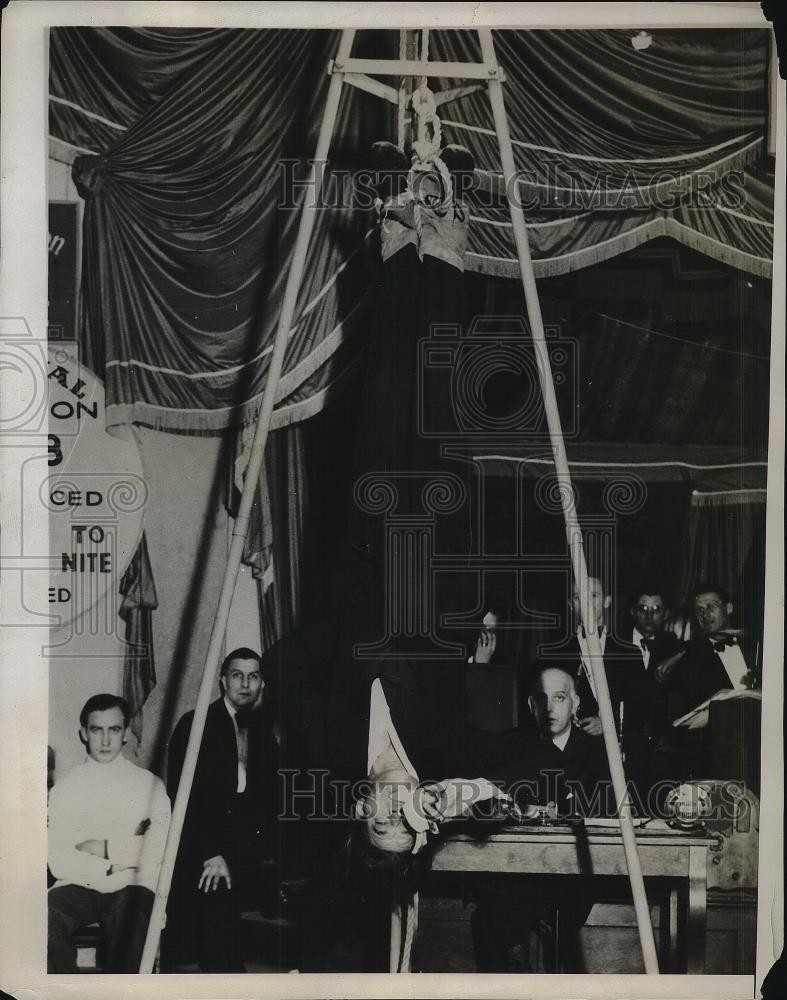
[
  {"left": 658, "top": 887, "right": 676, "bottom": 972},
  {"left": 687, "top": 846, "right": 707, "bottom": 974},
  {"left": 669, "top": 885, "right": 680, "bottom": 972}
]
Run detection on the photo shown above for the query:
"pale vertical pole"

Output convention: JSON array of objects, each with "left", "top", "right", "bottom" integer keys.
[
  {"left": 389, "top": 901, "right": 402, "bottom": 972},
  {"left": 768, "top": 28, "right": 778, "bottom": 157},
  {"left": 138, "top": 28, "right": 357, "bottom": 973},
  {"left": 477, "top": 28, "right": 659, "bottom": 974}
]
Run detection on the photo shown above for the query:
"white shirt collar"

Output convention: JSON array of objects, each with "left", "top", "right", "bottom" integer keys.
[
  {"left": 223, "top": 694, "right": 238, "bottom": 720},
  {"left": 632, "top": 626, "right": 652, "bottom": 667},
  {"left": 714, "top": 641, "right": 749, "bottom": 689},
  {"left": 552, "top": 728, "right": 572, "bottom": 752}
]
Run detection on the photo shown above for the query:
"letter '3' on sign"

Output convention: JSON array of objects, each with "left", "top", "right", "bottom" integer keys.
[{"left": 43, "top": 344, "right": 146, "bottom": 623}]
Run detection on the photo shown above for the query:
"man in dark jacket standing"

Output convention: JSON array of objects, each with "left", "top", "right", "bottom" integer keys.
[
  {"left": 539, "top": 576, "right": 656, "bottom": 798},
  {"left": 165, "top": 648, "right": 279, "bottom": 972},
  {"left": 656, "top": 583, "right": 758, "bottom": 786}
]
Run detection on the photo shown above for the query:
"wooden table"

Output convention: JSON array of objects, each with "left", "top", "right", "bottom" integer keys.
[{"left": 393, "top": 821, "right": 717, "bottom": 974}]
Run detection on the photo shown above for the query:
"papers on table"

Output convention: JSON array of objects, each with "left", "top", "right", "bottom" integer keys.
[{"left": 672, "top": 686, "right": 762, "bottom": 729}]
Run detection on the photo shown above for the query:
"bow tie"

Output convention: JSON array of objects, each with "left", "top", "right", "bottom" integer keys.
[
  {"left": 640, "top": 638, "right": 654, "bottom": 651},
  {"left": 712, "top": 635, "right": 737, "bottom": 653}
]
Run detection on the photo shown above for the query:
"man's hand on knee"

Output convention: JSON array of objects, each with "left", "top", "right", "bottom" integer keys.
[{"left": 199, "top": 855, "right": 231, "bottom": 893}]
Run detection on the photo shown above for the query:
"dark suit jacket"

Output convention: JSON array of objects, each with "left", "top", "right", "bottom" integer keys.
[
  {"left": 474, "top": 725, "right": 609, "bottom": 816},
  {"left": 632, "top": 630, "right": 684, "bottom": 736},
  {"left": 552, "top": 726, "right": 611, "bottom": 817},
  {"left": 631, "top": 629, "right": 683, "bottom": 667},
  {"left": 543, "top": 634, "right": 652, "bottom": 727},
  {"left": 538, "top": 633, "right": 658, "bottom": 792},
  {"left": 666, "top": 634, "right": 753, "bottom": 722},
  {"left": 168, "top": 697, "right": 279, "bottom": 874}
]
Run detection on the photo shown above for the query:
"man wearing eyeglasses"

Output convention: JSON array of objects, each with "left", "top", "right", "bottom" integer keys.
[
  {"left": 627, "top": 586, "right": 682, "bottom": 672},
  {"left": 624, "top": 587, "right": 684, "bottom": 775}
]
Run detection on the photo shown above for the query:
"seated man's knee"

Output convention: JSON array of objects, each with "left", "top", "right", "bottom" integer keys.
[
  {"left": 120, "top": 885, "right": 154, "bottom": 914},
  {"left": 48, "top": 888, "right": 85, "bottom": 931}
]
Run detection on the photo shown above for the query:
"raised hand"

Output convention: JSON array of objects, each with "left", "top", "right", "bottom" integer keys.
[
  {"left": 474, "top": 628, "right": 497, "bottom": 664},
  {"left": 199, "top": 855, "right": 231, "bottom": 893}
]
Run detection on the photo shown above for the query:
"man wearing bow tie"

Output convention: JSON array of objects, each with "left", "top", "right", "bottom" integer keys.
[
  {"left": 165, "top": 648, "right": 279, "bottom": 971},
  {"left": 664, "top": 583, "right": 755, "bottom": 723}
]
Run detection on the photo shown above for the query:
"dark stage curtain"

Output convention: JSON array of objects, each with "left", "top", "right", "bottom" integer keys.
[
  {"left": 50, "top": 28, "right": 774, "bottom": 435},
  {"left": 472, "top": 306, "right": 769, "bottom": 495},
  {"left": 432, "top": 29, "right": 774, "bottom": 278},
  {"left": 55, "top": 28, "right": 383, "bottom": 433},
  {"left": 680, "top": 493, "right": 767, "bottom": 643},
  {"left": 229, "top": 425, "right": 309, "bottom": 650}
]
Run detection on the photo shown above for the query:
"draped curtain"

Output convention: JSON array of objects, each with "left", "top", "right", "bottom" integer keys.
[
  {"left": 474, "top": 311, "right": 769, "bottom": 493},
  {"left": 119, "top": 532, "right": 158, "bottom": 742},
  {"left": 53, "top": 27, "right": 382, "bottom": 434},
  {"left": 231, "top": 424, "right": 309, "bottom": 649},
  {"left": 679, "top": 492, "right": 767, "bottom": 644},
  {"left": 49, "top": 27, "right": 774, "bottom": 435},
  {"left": 432, "top": 29, "right": 774, "bottom": 278}
]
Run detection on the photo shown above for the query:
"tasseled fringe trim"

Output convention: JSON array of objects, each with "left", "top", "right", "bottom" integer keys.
[
  {"left": 466, "top": 215, "right": 773, "bottom": 280},
  {"left": 105, "top": 349, "right": 364, "bottom": 437},
  {"left": 691, "top": 489, "right": 767, "bottom": 506}
]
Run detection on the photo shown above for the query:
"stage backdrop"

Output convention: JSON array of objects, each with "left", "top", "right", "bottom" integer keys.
[
  {"left": 45, "top": 26, "right": 774, "bottom": 773},
  {"left": 49, "top": 27, "right": 774, "bottom": 445}
]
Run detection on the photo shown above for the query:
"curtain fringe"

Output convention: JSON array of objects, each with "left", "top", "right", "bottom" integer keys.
[
  {"left": 691, "top": 489, "right": 767, "bottom": 506},
  {"left": 106, "top": 351, "right": 364, "bottom": 436},
  {"left": 467, "top": 210, "right": 772, "bottom": 281},
  {"left": 663, "top": 218, "right": 773, "bottom": 278},
  {"left": 467, "top": 217, "right": 669, "bottom": 279}
]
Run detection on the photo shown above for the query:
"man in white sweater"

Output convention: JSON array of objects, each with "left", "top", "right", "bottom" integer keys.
[{"left": 48, "top": 694, "right": 171, "bottom": 973}]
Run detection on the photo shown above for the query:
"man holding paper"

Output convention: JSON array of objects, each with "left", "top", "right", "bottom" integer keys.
[{"left": 661, "top": 583, "right": 757, "bottom": 726}]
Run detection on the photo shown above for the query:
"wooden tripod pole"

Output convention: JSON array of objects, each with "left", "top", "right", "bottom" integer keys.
[
  {"left": 478, "top": 28, "right": 659, "bottom": 974},
  {"left": 138, "top": 28, "right": 357, "bottom": 973}
]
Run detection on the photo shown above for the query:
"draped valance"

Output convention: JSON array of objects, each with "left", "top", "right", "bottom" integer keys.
[{"left": 49, "top": 27, "right": 773, "bottom": 435}]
